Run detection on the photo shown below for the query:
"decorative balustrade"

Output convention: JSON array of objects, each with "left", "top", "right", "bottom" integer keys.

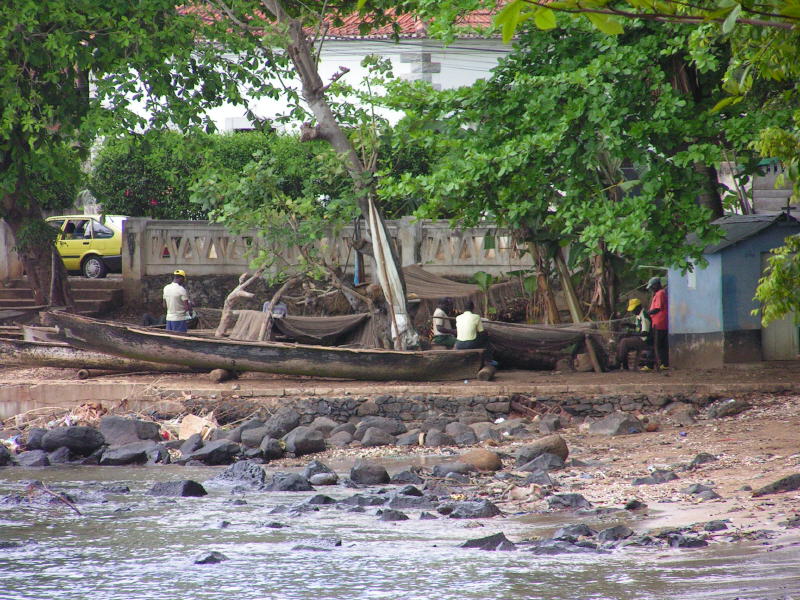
[
  {"left": 2, "top": 216, "right": 532, "bottom": 294},
  {"left": 124, "top": 216, "right": 531, "bottom": 277}
]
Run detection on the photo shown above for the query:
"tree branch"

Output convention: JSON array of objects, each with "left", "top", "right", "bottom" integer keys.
[
  {"left": 521, "top": 0, "right": 799, "bottom": 29},
  {"left": 215, "top": 266, "right": 266, "bottom": 337}
]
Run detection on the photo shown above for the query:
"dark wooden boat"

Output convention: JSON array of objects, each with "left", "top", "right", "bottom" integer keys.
[
  {"left": 43, "top": 312, "right": 484, "bottom": 381},
  {"left": 484, "top": 320, "right": 605, "bottom": 370},
  {"left": 0, "top": 337, "right": 197, "bottom": 373}
]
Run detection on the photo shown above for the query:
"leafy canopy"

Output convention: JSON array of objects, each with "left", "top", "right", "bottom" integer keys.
[{"left": 378, "top": 22, "right": 788, "bottom": 269}]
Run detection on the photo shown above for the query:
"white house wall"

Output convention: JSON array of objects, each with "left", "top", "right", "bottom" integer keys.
[{"left": 204, "top": 38, "right": 509, "bottom": 132}]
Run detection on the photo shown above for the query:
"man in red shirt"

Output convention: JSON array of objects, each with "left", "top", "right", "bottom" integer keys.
[{"left": 647, "top": 276, "right": 668, "bottom": 370}]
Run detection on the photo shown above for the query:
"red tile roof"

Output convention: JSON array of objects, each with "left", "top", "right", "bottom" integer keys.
[
  {"left": 325, "top": 10, "right": 496, "bottom": 40},
  {"left": 179, "top": 5, "right": 496, "bottom": 40}
]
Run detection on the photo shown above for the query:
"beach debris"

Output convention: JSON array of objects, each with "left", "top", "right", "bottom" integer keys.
[
  {"left": 707, "top": 398, "right": 751, "bottom": 419},
  {"left": 178, "top": 413, "right": 217, "bottom": 441}
]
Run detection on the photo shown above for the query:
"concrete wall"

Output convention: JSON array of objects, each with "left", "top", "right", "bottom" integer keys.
[
  {"left": 122, "top": 217, "right": 534, "bottom": 303},
  {"left": 719, "top": 222, "right": 800, "bottom": 362},
  {"left": 668, "top": 256, "right": 724, "bottom": 369},
  {"left": 669, "top": 220, "right": 800, "bottom": 367},
  {"left": 0, "top": 221, "right": 24, "bottom": 283},
  {"left": 668, "top": 255, "right": 723, "bottom": 335},
  {"left": 720, "top": 223, "right": 800, "bottom": 332}
]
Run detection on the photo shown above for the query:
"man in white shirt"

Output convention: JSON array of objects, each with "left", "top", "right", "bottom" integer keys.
[
  {"left": 454, "top": 300, "right": 485, "bottom": 350},
  {"left": 163, "top": 269, "right": 192, "bottom": 333},
  {"left": 431, "top": 297, "right": 456, "bottom": 348}
]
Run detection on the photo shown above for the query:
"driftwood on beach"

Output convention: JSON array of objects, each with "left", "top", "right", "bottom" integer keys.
[
  {"left": 0, "top": 337, "right": 198, "bottom": 374},
  {"left": 44, "top": 312, "right": 484, "bottom": 382}
]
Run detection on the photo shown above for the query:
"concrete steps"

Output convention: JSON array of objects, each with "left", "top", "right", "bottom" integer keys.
[{"left": 0, "top": 278, "right": 124, "bottom": 316}]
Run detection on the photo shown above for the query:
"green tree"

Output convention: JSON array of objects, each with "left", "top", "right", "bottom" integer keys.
[
  {"left": 192, "top": 1, "right": 424, "bottom": 347},
  {"left": 90, "top": 130, "right": 315, "bottom": 220},
  {"left": 90, "top": 131, "right": 208, "bottom": 220},
  {"left": 0, "top": 1, "right": 264, "bottom": 304},
  {"left": 379, "top": 22, "right": 787, "bottom": 318}
]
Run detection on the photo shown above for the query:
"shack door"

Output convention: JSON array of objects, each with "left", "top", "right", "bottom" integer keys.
[{"left": 760, "top": 253, "right": 799, "bottom": 360}]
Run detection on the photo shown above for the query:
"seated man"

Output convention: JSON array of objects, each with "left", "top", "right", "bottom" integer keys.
[
  {"left": 616, "top": 298, "right": 652, "bottom": 369},
  {"left": 431, "top": 297, "right": 456, "bottom": 348},
  {"left": 454, "top": 301, "right": 486, "bottom": 350}
]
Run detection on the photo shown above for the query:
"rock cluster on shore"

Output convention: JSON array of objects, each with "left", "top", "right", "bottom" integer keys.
[
  {"left": 1, "top": 408, "right": 562, "bottom": 468},
  {"left": 4, "top": 392, "right": 800, "bottom": 564}
]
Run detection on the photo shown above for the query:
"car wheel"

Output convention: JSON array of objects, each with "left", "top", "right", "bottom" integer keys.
[{"left": 82, "top": 256, "right": 108, "bottom": 278}]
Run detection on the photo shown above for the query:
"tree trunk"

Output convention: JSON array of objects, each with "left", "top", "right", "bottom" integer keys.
[
  {"left": 528, "top": 242, "right": 560, "bottom": 324},
  {"left": 554, "top": 247, "right": 584, "bottom": 323},
  {"left": 588, "top": 242, "right": 616, "bottom": 321},
  {"left": 668, "top": 56, "right": 723, "bottom": 220},
  {"left": 215, "top": 267, "right": 266, "bottom": 337},
  {"left": 262, "top": 1, "right": 414, "bottom": 347},
  {"left": 1, "top": 192, "right": 75, "bottom": 309}
]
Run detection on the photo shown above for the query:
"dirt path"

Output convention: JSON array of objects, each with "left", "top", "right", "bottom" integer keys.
[{"left": 3, "top": 360, "right": 800, "bottom": 390}]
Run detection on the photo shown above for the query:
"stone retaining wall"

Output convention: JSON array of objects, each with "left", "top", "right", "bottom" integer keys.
[{"left": 209, "top": 391, "right": 719, "bottom": 426}]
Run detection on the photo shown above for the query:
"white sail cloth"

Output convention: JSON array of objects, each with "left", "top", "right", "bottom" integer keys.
[{"left": 367, "top": 197, "right": 419, "bottom": 349}]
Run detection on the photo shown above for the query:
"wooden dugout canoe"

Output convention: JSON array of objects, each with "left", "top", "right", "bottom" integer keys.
[
  {"left": 43, "top": 312, "right": 484, "bottom": 382},
  {"left": 0, "top": 337, "right": 197, "bottom": 373}
]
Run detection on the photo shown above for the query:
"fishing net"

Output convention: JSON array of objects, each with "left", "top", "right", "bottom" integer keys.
[
  {"left": 402, "top": 265, "right": 522, "bottom": 326},
  {"left": 228, "top": 309, "right": 375, "bottom": 347}
]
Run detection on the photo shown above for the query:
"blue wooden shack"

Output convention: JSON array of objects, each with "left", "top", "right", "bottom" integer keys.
[{"left": 668, "top": 213, "right": 800, "bottom": 369}]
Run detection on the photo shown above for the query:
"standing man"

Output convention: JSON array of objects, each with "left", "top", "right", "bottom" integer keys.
[
  {"left": 431, "top": 297, "right": 456, "bottom": 348},
  {"left": 646, "top": 276, "right": 668, "bottom": 370},
  {"left": 454, "top": 300, "right": 485, "bottom": 350},
  {"left": 163, "top": 269, "right": 192, "bottom": 333}
]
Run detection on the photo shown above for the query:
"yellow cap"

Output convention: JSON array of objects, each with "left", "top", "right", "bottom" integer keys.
[
  {"left": 173, "top": 269, "right": 186, "bottom": 277},
  {"left": 627, "top": 298, "right": 641, "bottom": 312}
]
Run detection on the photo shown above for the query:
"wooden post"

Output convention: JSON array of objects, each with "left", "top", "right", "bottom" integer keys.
[
  {"left": 554, "top": 248, "right": 603, "bottom": 373},
  {"left": 554, "top": 247, "right": 584, "bottom": 323},
  {"left": 584, "top": 334, "right": 604, "bottom": 374}
]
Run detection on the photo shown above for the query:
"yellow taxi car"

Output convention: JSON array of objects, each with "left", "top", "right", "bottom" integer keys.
[{"left": 45, "top": 215, "right": 127, "bottom": 278}]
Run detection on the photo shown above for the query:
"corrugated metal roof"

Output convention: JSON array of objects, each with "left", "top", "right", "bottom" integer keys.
[{"left": 702, "top": 213, "right": 799, "bottom": 254}]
